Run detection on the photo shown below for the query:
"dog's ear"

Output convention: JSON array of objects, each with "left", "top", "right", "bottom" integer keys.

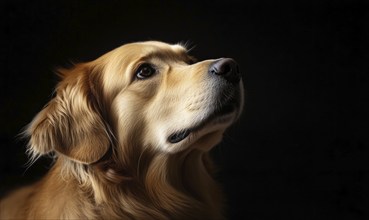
[{"left": 24, "top": 64, "right": 110, "bottom": 164}]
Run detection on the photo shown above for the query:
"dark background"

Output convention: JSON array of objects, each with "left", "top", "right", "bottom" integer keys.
[{"left": 1, "top": 0, "right": 368, "bottom": 219}]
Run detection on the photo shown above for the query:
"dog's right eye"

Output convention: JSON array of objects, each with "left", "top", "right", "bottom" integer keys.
[{"left": 136, "top": 63, "right": 156, "bottom": 80}]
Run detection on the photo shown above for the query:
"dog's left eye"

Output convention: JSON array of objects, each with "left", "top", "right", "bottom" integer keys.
[{"left": 136, "top": 63, "right": 156, "bottom": 79}]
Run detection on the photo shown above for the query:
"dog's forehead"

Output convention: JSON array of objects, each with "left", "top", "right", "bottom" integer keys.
[
  {"left": 134, "top": 41, "right": 186, "bottom": 52},
  {"left": 102, "top": 41, "right": 184, "bottom": 61},
  {"left": 97, "top": 41, "right": 191, "bottom": 64},
  {"left": 124, "top": 41, "right": 188, "bottom": 58}
]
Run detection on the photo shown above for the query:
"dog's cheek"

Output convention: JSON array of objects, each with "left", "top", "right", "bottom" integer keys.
[{"left": 112, "top": 93, "right": 148, "bottom": 144}]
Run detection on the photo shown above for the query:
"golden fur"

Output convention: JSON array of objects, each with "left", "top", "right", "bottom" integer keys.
[{"left": 0, "top": 41, "right": 244, "bottom": 219}]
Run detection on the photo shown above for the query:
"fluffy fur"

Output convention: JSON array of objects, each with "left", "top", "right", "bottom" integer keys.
[{"left": 0, "top": 41, "right": 244, "bottom": 219}]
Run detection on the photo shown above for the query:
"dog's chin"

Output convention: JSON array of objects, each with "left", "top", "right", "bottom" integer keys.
[{"left": 167, "top": 101, "right": 239, "bottom": 152}]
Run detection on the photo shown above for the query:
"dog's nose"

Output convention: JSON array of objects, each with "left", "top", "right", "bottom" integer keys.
[{"left": 209, "top": 58, "right": 240, "bottom": 84}]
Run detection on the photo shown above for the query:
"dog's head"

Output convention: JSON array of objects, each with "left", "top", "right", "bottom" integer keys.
[{"left": 25, "top": 41, "right": 244, "bottom": 165}]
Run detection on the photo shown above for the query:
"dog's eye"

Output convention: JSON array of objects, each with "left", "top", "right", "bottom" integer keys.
[{"left": 136, "top": 63, "right": 156, "bottom": 79}]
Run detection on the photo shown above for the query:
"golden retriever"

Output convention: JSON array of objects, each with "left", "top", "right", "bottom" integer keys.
[{"left": 0, "top": 41, "right": 244, "bottom": 220}]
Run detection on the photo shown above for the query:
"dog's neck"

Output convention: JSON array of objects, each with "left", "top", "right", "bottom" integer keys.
[
  {"left": 145, "top": 149, "right": 223, "bottom": 209},
  {"left": 52, "top": 149, "right": 225, "bottom": 219}
]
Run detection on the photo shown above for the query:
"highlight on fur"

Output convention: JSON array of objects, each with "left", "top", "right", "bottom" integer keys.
[{"left": 0, "top": 40, "right": 244, "bottom": 220}]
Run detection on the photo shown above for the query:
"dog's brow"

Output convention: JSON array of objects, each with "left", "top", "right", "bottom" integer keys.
[{"left": 142, "top": 50, "right": 189, "bottom": 62}]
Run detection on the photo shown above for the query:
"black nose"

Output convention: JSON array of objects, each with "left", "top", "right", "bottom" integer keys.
[{"left": 209, "top": 58, "right": 240, "bottom": 84}]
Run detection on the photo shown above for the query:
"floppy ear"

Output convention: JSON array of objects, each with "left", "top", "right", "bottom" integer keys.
[{"left": 25, "top": 64, "right": 110, "bottom": 164}]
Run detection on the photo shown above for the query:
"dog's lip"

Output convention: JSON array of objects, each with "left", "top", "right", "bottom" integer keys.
[
  {"left": 191, "top": 102, "right": 236, "bottom": 131},
  {"left": 168, "top": 130, "right": 191, "bottom": 144},
  {"left": 167, "top": 102, "right": 237, "bottom": 144}
]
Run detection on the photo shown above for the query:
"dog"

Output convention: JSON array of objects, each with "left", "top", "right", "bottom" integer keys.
[{"left": 0, "top": 41, "right": 244, "bottom": 219}]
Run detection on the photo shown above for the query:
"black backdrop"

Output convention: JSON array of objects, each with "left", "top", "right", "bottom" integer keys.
[{"left": 1, "top": 1, "right": 368, "bottom": 219}]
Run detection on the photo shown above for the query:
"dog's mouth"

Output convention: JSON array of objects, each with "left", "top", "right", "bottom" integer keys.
[{"left": 167, "top": 89, "right": 241, "bottom": 144}]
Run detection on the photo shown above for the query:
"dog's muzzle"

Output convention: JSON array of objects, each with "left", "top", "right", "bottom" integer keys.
[{"left": 168, "top": 58, "right": 243, "bottom": 144}]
